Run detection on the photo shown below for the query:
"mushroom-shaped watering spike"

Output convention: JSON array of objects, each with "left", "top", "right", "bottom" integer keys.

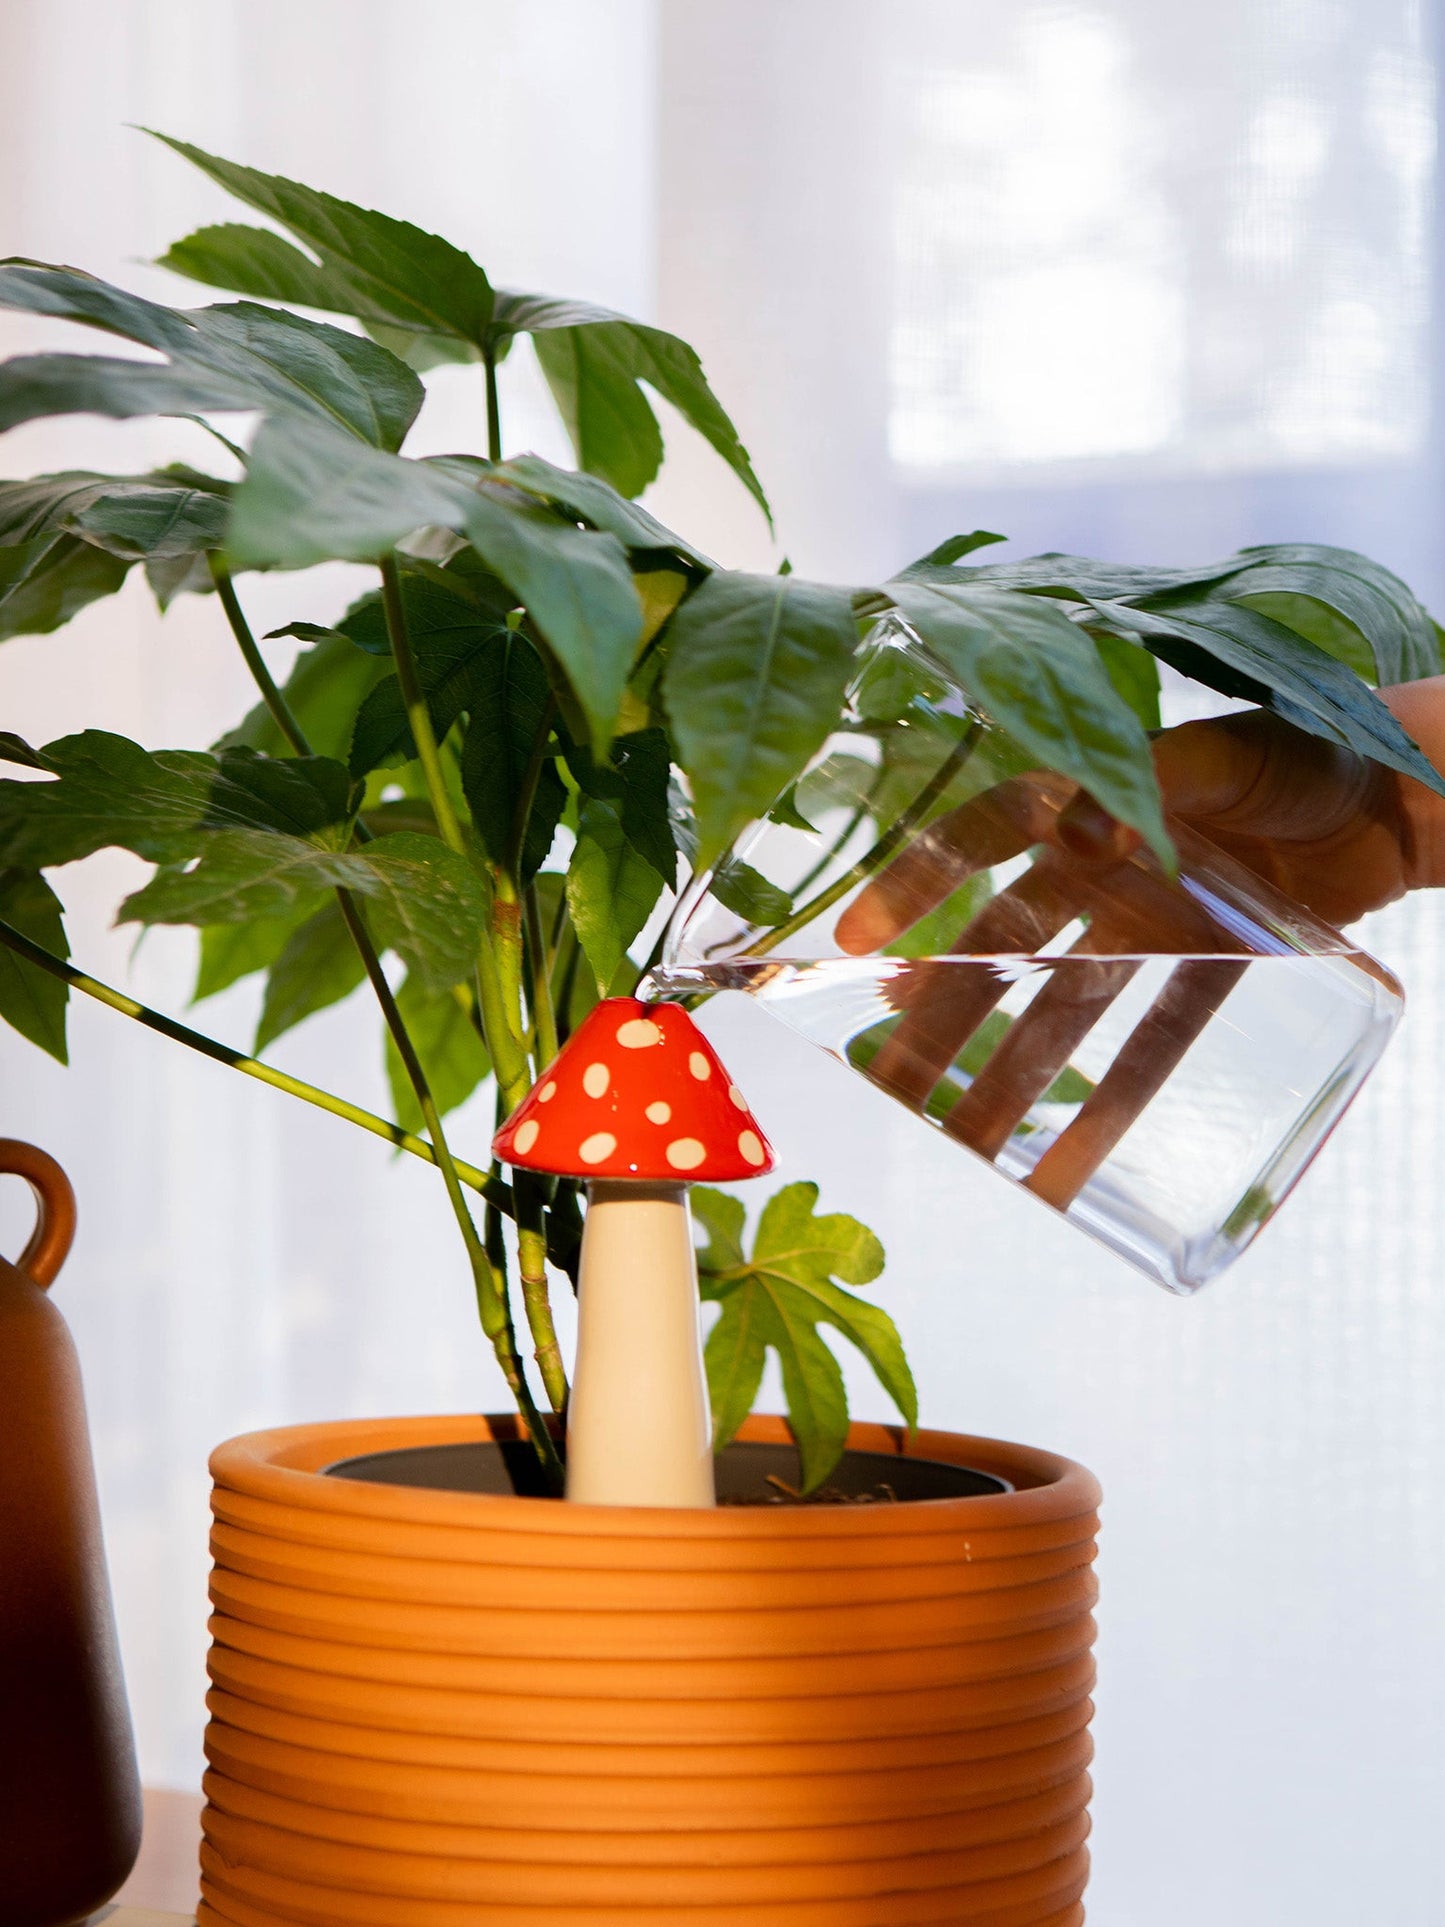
[{"left": 494, "top": 997, "right": 774, "bottom": 1507}]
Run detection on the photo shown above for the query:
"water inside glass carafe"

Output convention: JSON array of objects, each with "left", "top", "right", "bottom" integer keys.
[{"left": 646, "top": 621, "right": 1403, "bottom": 1294}]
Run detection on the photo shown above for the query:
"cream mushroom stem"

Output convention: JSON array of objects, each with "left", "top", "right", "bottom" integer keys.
[{"left": 564, "top": 1178, "right": 715, "bottom": 1508}]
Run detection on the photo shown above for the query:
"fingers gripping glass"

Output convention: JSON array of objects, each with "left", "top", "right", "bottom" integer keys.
[{"left": 647, "top": 619, "right": 1402, "bottom": 1295}]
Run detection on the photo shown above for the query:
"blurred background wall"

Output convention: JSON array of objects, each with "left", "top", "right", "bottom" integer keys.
[{"left": 1, "top": 4, "right": 1442, "bottom": 1921}]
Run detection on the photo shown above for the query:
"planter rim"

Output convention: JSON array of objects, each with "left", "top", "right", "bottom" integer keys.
[{"left": 210, "top": 1414, "right": 1100, "bottom": 1541}]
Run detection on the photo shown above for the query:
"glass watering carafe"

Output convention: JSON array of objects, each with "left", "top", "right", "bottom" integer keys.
[{"left": 646, "top": 618, "right": 1403, "bottom": 1294}]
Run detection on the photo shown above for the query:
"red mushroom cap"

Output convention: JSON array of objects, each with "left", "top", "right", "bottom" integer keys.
[{"left": 492, "top": 997, "right": 776, "bottom": 1182}]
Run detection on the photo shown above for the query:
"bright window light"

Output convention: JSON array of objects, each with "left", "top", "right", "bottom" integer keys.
[{"left": 890, "top": 1, "right": 1433, "bottom": 478}]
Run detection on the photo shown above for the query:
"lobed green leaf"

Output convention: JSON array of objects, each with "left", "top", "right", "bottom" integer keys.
[{"left": 695, "top": 1180, "right": 911, "bottom": 1492}]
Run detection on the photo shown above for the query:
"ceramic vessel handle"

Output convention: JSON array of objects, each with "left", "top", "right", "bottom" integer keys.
[{"left": 0, "top": 1138, "right": 77, "bottom": 1289}]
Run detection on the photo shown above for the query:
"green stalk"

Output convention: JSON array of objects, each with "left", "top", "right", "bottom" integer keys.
[
  {"left": 507, "top": 692, "right": 560, "bottom": 1068},
  {"left": 213, "top": 562, "right": 557, "bottom": 1468},
  {"left": 484, "top": 349, "right": 503, "bottom": 464},
  {"left": 514, "top": 1172, "right": 566, "bottom": 1409},
  {"left": 335, "top": 893, "right": 560, "bottom": 1473},
  {"left": 379, "top": 553, "right": 566, "bottom": 1405},
  {"left": 0, "top": 917, "right": 502, "bottom": 1197},
  {"left": 522, "top": 884, "right": 559, "bottom": 1067},
  {"left": 208, "top": 556, "right": 311, "bottom": 759},
  {"left": 379, "top": 555, "right": 530, "bottom": 1110}
]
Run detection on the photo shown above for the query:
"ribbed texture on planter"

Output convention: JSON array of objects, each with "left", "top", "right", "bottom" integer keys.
[{"left": 198, "top": 1413, "right": 1100, "bottom": 1926}]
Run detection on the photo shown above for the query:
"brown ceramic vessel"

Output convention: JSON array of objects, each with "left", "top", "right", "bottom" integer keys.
[
  {"left": 0, "top": 1139, "right": 142, "bottom": 1925},
  {"left": 198, "top": 1411, "right": 1099, "bottom": 1924}
]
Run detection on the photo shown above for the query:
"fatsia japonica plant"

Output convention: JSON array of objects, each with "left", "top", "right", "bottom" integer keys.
[{"left": 3, "top": 134, "right": 1443, "bottom": 1491}]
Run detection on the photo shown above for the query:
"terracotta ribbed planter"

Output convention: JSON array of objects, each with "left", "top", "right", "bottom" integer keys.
[{"left": 198, "top": 1413, "right": 1100, "bottom": 1926}]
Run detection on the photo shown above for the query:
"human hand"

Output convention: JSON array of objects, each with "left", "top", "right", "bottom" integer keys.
[{"left": 832, "top": 681, "right": 1445, "bottom": 1202}]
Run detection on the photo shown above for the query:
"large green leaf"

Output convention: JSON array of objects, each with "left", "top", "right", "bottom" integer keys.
[
  {"left": 230, "top": 420, "right": 643, "bottom": 747},
  {"left": 888, "top": 579, "right": 1171, "bottom": 864},
  {"left": 0, "top": 262, "right": 422, "bottom": 450},
  {"left": 254, "top": 898, "right": 367, "bottom": 1051},
  {"left": 0, "top": 868, "right": 68, "bottom": 1062},
  {"left": 0, "top": 532, "right": 130, "bottom": 641},
  {"left": 150, "top": 133, "right": 497, "bottom": 346},
  {"left": 663, "top": 572, "right": 860, "bottom": 866},
  {"left": 953, "top": 552, "right": 1250, "bottom": 602},
  {"left": 67, "top": 481, "right": 229, "bottom": 561},
  {"left": 1, "top": 470, "right": 203, "bottom": 547},
  {"left": 151, "top": 135, "right": 767, "bottom": 521},
  {"left": 495, "top": 453, "right": 713, "bottom": 568},
  {"left": 519, "top": 302, "right": 770, "bottom": 524},
  {"left": 458, "top": 629, "right": 566, "bottom": 880},
  {"left": 0, "top": 731, "right": 355, "bottom": 871},
  {"left": 383, "top": 972, "right": 491, "bottom": 1133},
  {"left": 948, "top": 542, "right": 1441, "bottom": 689},
  {"left": 565, "top": 796, "right": 665, "bottom": 994},
  {"left": 1085, "top": 594, "right": 1445, "bottom": 798},
  {"left": 158, "top": 222, "right": 356, "bottom": 312},
  {"left": 694, "top": 1181, "right": 913, "bottom": 1493},
  {"left": 351, "top": 653, "right": 474, "bottom": 778},
  {"left": 120, "top": 828, "right": 486, "bottom": 991},
  {"left": 0, "top": 469, "right": 234, "bottom": 637},
  {"left": 1217, "top": 544, "right": 1441, "bottom": 685}
]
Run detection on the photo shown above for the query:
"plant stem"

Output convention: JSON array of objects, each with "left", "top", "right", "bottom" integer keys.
[
  {"left": 208, "top": 556, "right": 312, "bottom": 759},
  {"left": 0, "top": 916, "right": 503, "bottom": 1197},
  {"left": 523, "top": 884, "right": 559, "bottom": 1066},
  {"left": 514, "top": 1172, "right": 567, "bottom": 1410},
  {"left": 379, "top": 555, "right": 531, "bottom": 1109},
  {"left": 379, "top": 552, "right": 565, "bottom": 1402},
  {"left": 334, "top": 893, "right": 559, "bottom": 1471},
  {"left": 484, "top": 349, "right": 502, "bottom": 464},
  {"left": 379, "top": 557, "right": 468, "bottom": 850}
]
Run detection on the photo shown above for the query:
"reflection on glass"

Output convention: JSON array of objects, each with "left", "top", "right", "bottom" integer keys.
[{"left": 648, "top": 621, "right": 1403, "bottom": 1295}]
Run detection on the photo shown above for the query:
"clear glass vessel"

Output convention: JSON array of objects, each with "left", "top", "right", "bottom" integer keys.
[{"left": 646, "top": 619, "right": 1404, "bottom": 1294}]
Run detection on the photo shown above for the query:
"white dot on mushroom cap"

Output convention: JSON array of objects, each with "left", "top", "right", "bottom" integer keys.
[
  {"left": 738, "top": 1130, "right": 766, "bottom": 1167},
  {"left": 646, "top": 1100, "right": 671, "bottom": 1124},
  {"left": 728, "top": 1085, "right": 747, "bottom": 1111},
  {"left": 513, "top": 1119, "right": 540, "bottom": 1155},
  {"left": 689, "top": 1051, "right": 711, "bottom": 1081},
  {"left": 617, "top": 1017, "right": 662, "bottom": 1049},
  {"left": 579, "top": 1132, "right": 617, "bottom": 1165},
  {"left": 539, "top": 1081, "right": 557, "bottom": 1103},
  {"left": 666, "top": 1137, "right": 707, "bottom": 1171},
  {"left": 582, "top": 1061, "right": 610, "bottom": 1098}
]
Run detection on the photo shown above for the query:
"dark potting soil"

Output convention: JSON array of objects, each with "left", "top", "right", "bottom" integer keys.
[{"left": 326, "top": 1438, "right": 1009, "bottom": 1503}]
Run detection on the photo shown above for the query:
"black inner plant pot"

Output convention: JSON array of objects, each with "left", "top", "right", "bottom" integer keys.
[{"left": 327, "top": 1439, "right": 1009, "bottom": 1504}]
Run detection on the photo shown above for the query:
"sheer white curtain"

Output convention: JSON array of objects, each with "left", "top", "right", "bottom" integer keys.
[
  {"left": 2, "top": 3, "right": 1443, "bottom": 1921},
  {"left": 655, "top": 7, "right": 1445, "bottom": 1925}
]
